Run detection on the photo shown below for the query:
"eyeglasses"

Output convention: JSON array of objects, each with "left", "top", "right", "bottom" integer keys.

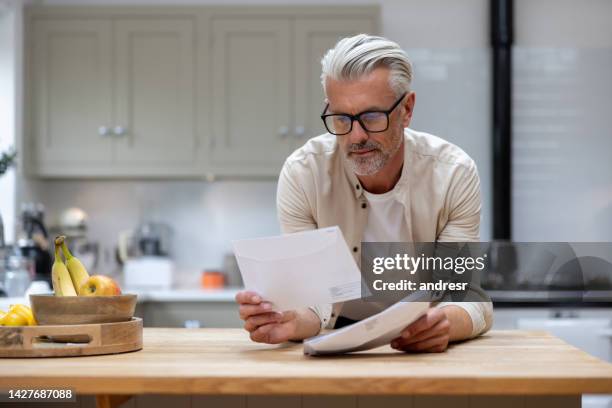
[{"left": 321, "top": 92, "right": 407, "bottom": 136}]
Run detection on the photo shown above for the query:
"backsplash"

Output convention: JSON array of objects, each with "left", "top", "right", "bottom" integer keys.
[{"left": 18, "top": 179, "right": 280, "bottom": 288}]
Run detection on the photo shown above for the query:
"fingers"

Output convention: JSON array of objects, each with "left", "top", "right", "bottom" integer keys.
[
  {"left": 243, "top": 312, "right": 283, "bottom": 332},
  {"left": 249, "top": 322, "right": 294, "bottom": 344},
  {"left": 239, "top": 302, "right": 274, "bottom": 320},
  {"left": 399, "top": 317, "right": 450, "bottom": 345},
  {"left": 392, "top": 334, "right": 449, "bottom": 353},
  {"left": 235, "top": 290, "right": 262, "bottom": 305},
  {"left": 391, "top": 308, "right": 451, "bottom": 353},
  {"left": 247, "top": 311, "right": 300, "bottom": 344},
  {"left": 236, "top": 291, "right": 277, "bottom": 321},
  {"left": 399, "top": 308, "right": 445, "bottom": 339},
  {"left": 249, "top": 322, "right": 274, "bottom": 343}
]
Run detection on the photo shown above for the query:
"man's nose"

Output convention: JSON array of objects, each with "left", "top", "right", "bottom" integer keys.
[{"left": 348, "top": 120, "right": 369, "bottom": 145}]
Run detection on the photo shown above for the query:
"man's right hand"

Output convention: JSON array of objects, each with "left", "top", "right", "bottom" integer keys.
[{"left": 235, "top": 290, "right": 321, "bottom": 344}]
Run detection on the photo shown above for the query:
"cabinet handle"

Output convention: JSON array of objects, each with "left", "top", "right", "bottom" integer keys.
[
  {"left": 113, "top": 126, "right": 126, "bottom": 136},
  {"left": 295, "top": 126, "right": 305, "bottom": 138},
  {"left": 98, "top": 126, "right": 110, "bottom": 137},
  {"left": 278, "top": 126, "right": 289, "bottom": 138}
]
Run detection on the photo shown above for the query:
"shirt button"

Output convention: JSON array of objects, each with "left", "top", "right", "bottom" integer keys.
[
  {"left": 355, "top": 184, "right": 360, "bottom": 190},
  {"left": 361, "top": 202, "right": 367, "bottom": 209},
  {"left": 353, "top": 246, "right": 358, "bottom": 252},
  {"left": 331, "top": 313, "right": 336, "bottom": 318}
]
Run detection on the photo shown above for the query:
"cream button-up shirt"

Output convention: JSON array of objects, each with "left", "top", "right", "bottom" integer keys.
[{"left": 276, "top": 128, "right": 493, "bottom": 337}]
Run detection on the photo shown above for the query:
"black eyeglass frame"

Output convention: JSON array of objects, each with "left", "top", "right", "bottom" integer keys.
[{"left": 320, "top": 92, "right": 408, "bottom": 136}]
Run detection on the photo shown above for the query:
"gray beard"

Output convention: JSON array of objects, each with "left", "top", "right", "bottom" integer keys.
[
  {"left": 345, "top": 130, "right": 403, "bottom": 176},
  {"left": 346, "top": 150, "right": 389, "bottom": 176}
]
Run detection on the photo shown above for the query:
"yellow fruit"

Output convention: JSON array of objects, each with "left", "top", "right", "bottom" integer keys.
[
  {"left": 52, "top": 241, "right": 77, "bottom": 297},
  {"left": 58, "top": 236, "right": 90, "bottom": 295},
  {"left": 9, "top": 304, "right": 36, "bottom": 326},
  {"left": 1, "top": 312, "right": 29, "bottom": 326}
]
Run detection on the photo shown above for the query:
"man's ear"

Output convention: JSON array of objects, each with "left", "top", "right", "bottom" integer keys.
[{"left": 402, "top": 92, "right": 416, "bottom": 127}]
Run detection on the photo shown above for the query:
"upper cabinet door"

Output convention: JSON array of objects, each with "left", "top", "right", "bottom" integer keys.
[
  {"left": 113, "top": 18, "right": 197, "bottom": 168},
  {"left": 294, "top": 18, "right": 377, "bottom": 143},
  {"left": 31, "top": 19, "right": 113, "bottom": 170},
  {"left": 210, "top": 18, "right": 292, "bottom": 175}
]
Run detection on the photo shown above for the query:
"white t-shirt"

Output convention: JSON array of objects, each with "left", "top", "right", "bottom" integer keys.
[
  {"left": 362, "top": 188, "right": 409, "bottom": 243},
  {"left": 342, "top": 187, "right": 410, "bottom": 321},
  {"left": 341, "top": 185, "right": 488, "bottom": 336}
]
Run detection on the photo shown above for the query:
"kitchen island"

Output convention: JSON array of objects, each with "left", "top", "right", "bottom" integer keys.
[{"left": 1, "top": 329, "right": 612, "bottom": 408}]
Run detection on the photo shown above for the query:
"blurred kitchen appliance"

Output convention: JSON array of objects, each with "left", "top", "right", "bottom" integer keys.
[
  {"left": 16, "top": 203, "right": 52, "bottom": 285},
  {"left": 49, "top": 207, "right": 99, "bottom": 274},
  {"left": 0, "top": 214, "right": 6, "bottom": 296},
  {"left": 3, "top": 251, "right": 33, "bottom": 297},
  {"left": 0, "top": 211, "right": 5, "bottom": 249},
  {"left": 118, "top": 222, "right": 174, "bottom": 290}
]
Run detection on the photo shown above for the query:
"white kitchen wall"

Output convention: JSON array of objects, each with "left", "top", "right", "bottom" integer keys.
[
  {"left": 20, "top": 179, "right": 279, "bottom": 287},
  {"left": 0, "top": 1, "right": 19, "bottom": 244},
  {"left": 15, "top": 0, "right": 492, "bottom": 285},
  {"left": 513, "top": 0, "right": 612, "bottom": 241}
]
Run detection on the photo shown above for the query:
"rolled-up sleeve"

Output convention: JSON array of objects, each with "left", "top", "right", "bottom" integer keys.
[
  {"left": 277, "top": 160, "right": 330, "bottom": 331},
  {"left": 437, "top": 161, "right": 494, "bottom": 337}
]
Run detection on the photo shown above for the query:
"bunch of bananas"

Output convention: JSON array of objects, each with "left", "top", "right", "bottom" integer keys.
[
  {"left": 52, "top": 236, "right": 90, "bottom": 296},
  {"left": 0, "top": 304, "right": 36, "bottom": 326}
]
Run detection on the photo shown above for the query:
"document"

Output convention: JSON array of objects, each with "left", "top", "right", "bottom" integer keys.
[
  {"left": 232, "top": 226, "right": 362, "bottom": 311},
  {"left": 303, "top": 291, "right": 432, "bottom": 356}
]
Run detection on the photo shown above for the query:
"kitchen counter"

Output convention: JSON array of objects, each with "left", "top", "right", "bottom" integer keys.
[
  {"left": 1, "top": 329, "right": 612, "bottom": 408},
  {"left": 489, "top": 290, "right": 612, "bottom": 307},
  {"left": 129, "top": 288, "right": 240, "bottom": 302},
  {"left": 0, "top": 288, "right": 240, "bottom": 308}
]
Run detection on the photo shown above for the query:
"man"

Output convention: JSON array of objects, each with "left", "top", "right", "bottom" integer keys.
[{"left": 236, "top": 34, "right": 493, "bottom": 352}]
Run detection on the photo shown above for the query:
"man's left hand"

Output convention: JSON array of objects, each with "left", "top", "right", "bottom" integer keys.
[{"left": 390, "top": 307, "right": 450, "bottom": 353}]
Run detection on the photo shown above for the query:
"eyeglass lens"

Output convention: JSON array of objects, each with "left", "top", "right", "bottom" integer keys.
[{"left": 324, "top": 111, "right": 388, "bottom": 135}]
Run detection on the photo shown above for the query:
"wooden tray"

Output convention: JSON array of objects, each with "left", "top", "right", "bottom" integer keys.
[{"left": 0, "top": 317, "right": 143, "bottom": 358}]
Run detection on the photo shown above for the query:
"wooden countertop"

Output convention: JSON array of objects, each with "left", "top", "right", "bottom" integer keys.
[{"left": 1, "top": 329, "right": 612, "bottom": 396}]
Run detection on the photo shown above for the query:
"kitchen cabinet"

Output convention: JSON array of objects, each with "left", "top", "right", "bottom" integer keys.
[
  {"left": 28, "top": 13, "right": 197, "bottom": 177},
  {"left": 30, "top": 19, "right": 114, "bottom": 169},
  {"left": 209, "top": 17, "right": 293, "bottom": 174},
  {"left": 112, "top": 18, "right": 197, "bottom": 169},
  {"left": 138, "top": 301, "right": 241, "bottom": 328},
  {"left": 25, "top": 6, "right": 379, "bottom": 178},
  {"left": 209, "top": 15, "right": 377, "bottom": 176},
  {"left": 294, "top": 18, "right": 376, "bottom": 142}
]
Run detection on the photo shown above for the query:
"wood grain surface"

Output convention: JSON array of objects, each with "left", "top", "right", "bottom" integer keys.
[
  {"left": 30, "top": 294, "right": 137, "bottom": 325},
  {"left": 1, "top": 329, "right": 611, "bottom": 395}
]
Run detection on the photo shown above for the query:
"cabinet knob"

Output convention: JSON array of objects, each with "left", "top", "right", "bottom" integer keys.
[
  {"left": 278, "top": 126, "right": 289, "bottom": 138},
  {"left": 184, "top": 320, "right": 201, "bottom": 328},
  {"left": 295, "top": 126, "right": 305, "bottom": 138},
  {"left": 98, "top": 126, "right": 110, "bottom": 136},
  {"left": 113, "top": 126, "right": 126, "bottom": 136}
]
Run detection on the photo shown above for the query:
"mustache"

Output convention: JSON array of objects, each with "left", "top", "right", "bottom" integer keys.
[{"left": 347, "top": 140, "right": 381, "bottom": 153}]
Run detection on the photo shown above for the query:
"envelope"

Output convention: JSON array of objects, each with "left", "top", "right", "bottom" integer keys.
[
  {"left": 232, "top": 226, "right": 362, "bottom": 311},
  {"left": 303, "top": 291, "right": 432, "bottom": 355}
]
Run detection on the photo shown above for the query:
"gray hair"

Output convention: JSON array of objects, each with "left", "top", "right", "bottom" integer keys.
[{"left": 320, "top": 34, "right": 413, "bottom": 97}]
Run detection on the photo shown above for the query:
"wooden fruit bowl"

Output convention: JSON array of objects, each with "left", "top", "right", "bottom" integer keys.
[{"left": 30, "top": 294, "right": 137, "bottom": 325}]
